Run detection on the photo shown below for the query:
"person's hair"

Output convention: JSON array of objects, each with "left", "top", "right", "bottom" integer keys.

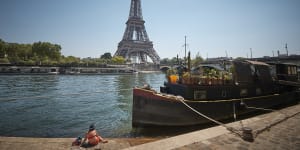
[{"left": 89, "top": 124, "right": 95, "bottom": 131}]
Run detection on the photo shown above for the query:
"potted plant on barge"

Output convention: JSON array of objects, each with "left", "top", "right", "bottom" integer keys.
[{"left": 166, "top": 68, "right": 178, "bottom": 83}]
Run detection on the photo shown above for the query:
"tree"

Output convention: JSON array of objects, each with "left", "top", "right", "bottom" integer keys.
[
  {"left": 101, "top": 52, "right": 112, "bottom": 59},
  {"left": 160, "top": 58, "right": 170, "bottom": 65},
  {"left": 62, "top": 56, "right": 80, "bottom": 66},
  {"left": 0, "top": 39, "right": 6, "bottom": 58},
  {"left": 49, "top": 44, "right": 61, "bottom": 61},
  {"left": 170, "top": 57, "right": 181, "bottom": 65},
  {"left": 32, "top": 42, "right": 61, "bottom": 61},
  {"left": 235, "top": 57, "right": 246, "bottom": 60},
  {"left": 5, "top": 43, "right": 21, "bottom": 64},
  {"left": 111, "top": 56, "right": 125, "bottom": 64},
  {"left": 191, "top": 52, "right": 204, "bottom": 67},
  {"left": 160, "top": 57, "right": 183, "bottom": 66},
  {"left": 18, "top": 44, "right": 32, "bottom": 61},
  {"left": 0, "top": 39, "right": 66, "bottom": 66}
]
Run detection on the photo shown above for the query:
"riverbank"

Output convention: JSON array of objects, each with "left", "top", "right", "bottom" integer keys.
[
  {"left": 0, "top": 64, "right": 161, "bottom": 75},
  {"left": 0, "top": 137, "right": 159, "bottom": 150},
  {"left": 1, "top": 103, "right": 299, "bottom": 150},
  {"left": 0, "top": 65, "right": 139, "bottom": 75}
]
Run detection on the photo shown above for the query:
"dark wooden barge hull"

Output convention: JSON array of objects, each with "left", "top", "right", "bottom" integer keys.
[{"left": 132, "top": 88, "right": 299, "bottom": 127}]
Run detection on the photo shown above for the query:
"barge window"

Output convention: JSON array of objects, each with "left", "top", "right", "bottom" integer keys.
[
  {"left": 222, "top": 90, "right": 227, "bottom": 98},
  {"left": 287, "top": 66, "right": 297, "bottom": 75},
  {"left": 194, "top": 90, "right": 206, "bottom": 100},
  {"left": 256, "top": 88, "right": 262, "bottom": 95},
  {"left": 292, "top": 66, "right": 297, "bottom": 75},
  {"left": 240, "top": 89, "right": 248, "bottom": 97}
]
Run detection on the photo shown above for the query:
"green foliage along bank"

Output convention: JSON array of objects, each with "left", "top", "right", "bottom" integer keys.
[{"left": 0, "top": 38, "right": 125, "bottom": 67}]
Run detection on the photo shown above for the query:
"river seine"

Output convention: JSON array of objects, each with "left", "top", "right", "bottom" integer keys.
[{"left": 0, "top": 73, "right": 170, "bottom": 138}]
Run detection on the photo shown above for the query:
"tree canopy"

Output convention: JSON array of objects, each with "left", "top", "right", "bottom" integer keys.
[
  {"left": 191, "top": 52, "right": 204, "bottom": 67},
  {"left": 0, "top": 38, "right": 127, "bottom": 67},
  {"left": 100, "top": 52, "right": 112, "bottom": 59},
  {"left": 160, "top": 52, "right": 204, "bottom": 68},
  {"left": 32, "top": 42, "right": 61, "bottom": 61}
]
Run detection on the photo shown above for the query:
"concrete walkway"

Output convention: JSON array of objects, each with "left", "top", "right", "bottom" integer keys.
[
  {"left": 0, "top": 137, "right": 158, "bottom": 150},
  {"left": 0, "top": 103, "right": 299, "bottom": 150},
  {"left": 127, "top": 103, "right": 300, "bottom": 150}
]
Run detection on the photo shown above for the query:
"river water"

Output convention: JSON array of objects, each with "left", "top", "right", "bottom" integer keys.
[{"left": 0, "top": 73, "right": 172, "bottom": 138}]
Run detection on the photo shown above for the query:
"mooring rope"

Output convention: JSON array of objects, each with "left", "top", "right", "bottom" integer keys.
[
  {"left": 240, "top": 99, "right": 290, "bottom": 117},
  {"left": 178, "top": 95, "right": 300, "bottom": 141},
  {"left": 178, "top": 98, "right": 243, "bottom": 137},
  {"left": 186, "top": 93, "right": 280, "bottom": 103},
  {"left": 153, "top": 89, "right": 280, "bottom": 103}
]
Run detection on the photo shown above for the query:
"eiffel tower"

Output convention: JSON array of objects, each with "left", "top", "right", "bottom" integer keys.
[{"left": 114, "top": 0, "right": 160, "bottom": 64}]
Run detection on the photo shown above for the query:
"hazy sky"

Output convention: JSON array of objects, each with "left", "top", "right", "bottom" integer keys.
[{"left": 1, "top": 0, "right": 300, "bottom": 59}]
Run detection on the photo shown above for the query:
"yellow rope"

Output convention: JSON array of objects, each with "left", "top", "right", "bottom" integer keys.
[
  {"left": 178, "top": 96, "right": 243, "bottom": 137},
  {"left": 150, "top": 87, "right": 280, "bottom": 103}
]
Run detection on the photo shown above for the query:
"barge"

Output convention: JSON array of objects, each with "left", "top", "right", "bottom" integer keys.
[{"left": 132, "top": 57, "right": 300, "bottom": 127}]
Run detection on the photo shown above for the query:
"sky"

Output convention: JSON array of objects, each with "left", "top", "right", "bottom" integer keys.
[{"left": 1, "top": 0, "right": 300, "bottom": 59}]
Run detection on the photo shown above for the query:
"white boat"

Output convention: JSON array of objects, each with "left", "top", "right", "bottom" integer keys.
[{"left": 64, "top": 67, "right": 138, "bottom": 75}]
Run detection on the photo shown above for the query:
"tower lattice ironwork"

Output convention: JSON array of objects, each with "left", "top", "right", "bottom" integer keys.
[{"left": 114, "top": 0, "right": 160, "bottom": 64}]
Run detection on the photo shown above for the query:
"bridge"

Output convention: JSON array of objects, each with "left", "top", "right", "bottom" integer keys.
[
  {"left": 159, "top": 55, "right": 300, "bottom": 72},
  {"left": 160, "top": 65, "right": 171, "bottom": 72},
  {"left": 250, "top": 55, "right": 300, "bottom": 66}
]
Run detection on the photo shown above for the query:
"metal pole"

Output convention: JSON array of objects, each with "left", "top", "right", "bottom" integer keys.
[
  {"left": 184, "top": 36, "right": 187, "bottom": 66},
  {"left": 285, "top": 43, "right": 288, "bottom": 56}
]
